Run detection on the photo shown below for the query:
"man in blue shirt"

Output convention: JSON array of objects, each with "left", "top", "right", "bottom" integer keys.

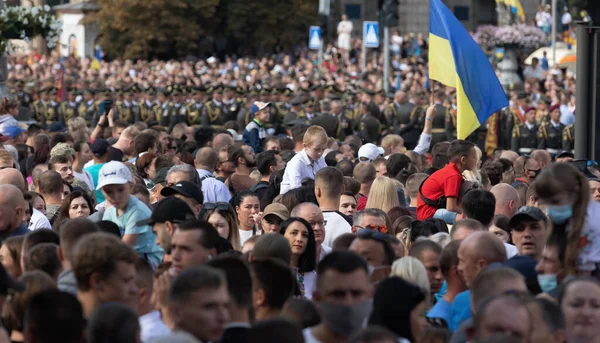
[{"left": 427, "top": 241, "right": 466, "bottom": 325}]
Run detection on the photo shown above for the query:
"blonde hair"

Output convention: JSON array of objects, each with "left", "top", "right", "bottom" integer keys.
[
  {"left": 303, "top": 126, "right": 328, "bottom": 146},
  {"left": 365, "top": 176, "right": 401, "bottom": 213},
  {"left": 0, "top": 149, "right": 14, "bottom": 167},
  {"left": 391, "top": 256, "right": 430, "bottom": 294},
  {"left": 381, "top": 134, "right": 404, "bottom": 156},
  {"left": 463, "top": 146, "right": 482, "bottom": 182},
  {"left": 67, "top": 117, "right": 87, "bottom": 133}
]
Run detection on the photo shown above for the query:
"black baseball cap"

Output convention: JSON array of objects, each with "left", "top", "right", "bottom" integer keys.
[
  {"left": 160, "top": 181, "right": 204, "bottom": 204},
  {"left": 509, "top": 206, "right": 547, "bottom": 227},
  {"left": 556, "top": 151, "right": 574, "bottom": 159},
  {"left": 91, "top": 138, "right": 110, "bottom": 157},
  {"left": 136, "top": 197, "right": 196, "bottom": 226},
  {"left": 0, "top": 263, "right": 24, "bottom": 295}
]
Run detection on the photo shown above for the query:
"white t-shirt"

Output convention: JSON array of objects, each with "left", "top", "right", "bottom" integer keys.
[
  {"left": 577, "top": 200, "right": 600, "bottom": 272},
  {"left": 323, "top": 211, "right": 352, "bottom": 247},
  {"left": 29, "top": 209, "right": 51, "bottom": 230},
  {"left": 74, "top": 170, "right": 94, "bottom": 190},
  {"left": 239, "top": 228, "right": 258, "bottom": 246},
  {"left": 303, "top": 328, "right": 322, "bottom": 343},
  {"left": 139, "top": 310, "right": 170, "bottom": 343},
  {"left": 504, "top": 242, "right": 518, "bottom": 259}
]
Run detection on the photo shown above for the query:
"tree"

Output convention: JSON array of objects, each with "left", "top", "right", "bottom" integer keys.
[
  {"left": 224, "top": 0, "right": 318, "bottom": 53},
  {"left": 85, "top": 0, "right": 219, "bottom": 59}
]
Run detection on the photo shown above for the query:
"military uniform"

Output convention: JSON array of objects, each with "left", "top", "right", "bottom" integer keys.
[
  {"left": 187, "top": 100, "right": 204, "bottom": 127},
  {"left": 538, "top": 121, "right": 566, "bottom": 156},
  {"left": 33, "top": 99, "right": 50, "bottom": 126},
  {"left": 511, "top": 122, "right": 539, "bottom": 155},
  {"left": 138, "top": 99, "right": 155, "bottom": 124},
  {"left": 563, "top": 124, "right": 574, "bottom": 153},
  {"left": 16, "top": 90, "right": 32, "bottom": 109},
  {"left": 170, "top": 102, "right": 187, "bottom": 131},
  {"left": 358, "top": 114, "right": 382, "bottom": 143},
  {"left": 398, "top": 103, "right": 424, "bottom": 150},
  {"left": 79, "top": 99, "right": 99, "bottom": 125},
  {"left": 201, "top": 93, "right": 226, "bottom": 128},
  {"left": 445, "top": 105, "right": 458, "bottom": 141},
  {"left": 431, "top": 103, "right": 447, "bottom": 148},
  {"left": 114, "top": 99, "right": 137, "bottom": 124},
  {"left": 311, "top": 114, "right": 339, "bottom": 138},
  {"left": 60, "top": 100, "right": 78, "bottom": 123}
]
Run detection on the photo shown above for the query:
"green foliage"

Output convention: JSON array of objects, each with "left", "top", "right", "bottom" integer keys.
[
  {"left": 89, "top": 0, "right": 219, "bottom": 59},
  {"left": 226, "top": 0, "right": 318, "bottom": 46},
  {"left": 87, "top": 0, "right": 318, "bottom": 59}
]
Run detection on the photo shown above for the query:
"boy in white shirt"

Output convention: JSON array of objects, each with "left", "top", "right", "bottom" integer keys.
[{"left": 280, "top": 126, "right": 328, "bottom": 194}]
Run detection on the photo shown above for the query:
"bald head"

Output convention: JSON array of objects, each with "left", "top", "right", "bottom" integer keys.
[
  {"left": 500, "top": 150, "right": 519, "bottom": 163},
  {"left": 195, "top": 147, "right": 218, "bottom": 171},
  {"left": 0, "top": 184, "right": 24, "bottom": 207},
  {"left": 459, "top": 231, "right": 507, "bottom": 286},
  {"left": 291, "top": 202, "right": 322, "bottom": 219},
  {"left": 490, "top": 184, "right": 520, "bottom": 217},
  {"left": 531, "top": 149, "right": 551, "bottom": 168},
  {"left": 0, "top": 184, "right": 25, "bottom": 232},
  {"left": 0, "top": 168, "right": 25, "bottom": 190},
  {"left": 463, "top": 231, "right": 507, "bottom": 263},
  {"left": 212, "top": 133, "right": 234, "bottom": 151}
]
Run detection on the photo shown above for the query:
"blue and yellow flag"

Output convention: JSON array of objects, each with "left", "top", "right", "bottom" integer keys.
[
  {"left": 429, "top": 0, "right": 508, "bottom": 139},
  {"left": 497, "top": 0, "right": 526, "bottom": 22},
  {"left": 91, "top": 45, "right": 102, "bottom": 71}
]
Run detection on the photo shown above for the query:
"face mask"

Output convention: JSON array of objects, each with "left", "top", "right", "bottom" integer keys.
[
  {"left": 537, "top": 274, "right": 558, "bottom": 293},
  {"left": 319, "top": 300, "right": 372, "bottom": 336},
  {"left": 546, "top": 204, "right": 573, "bottom": 225}
]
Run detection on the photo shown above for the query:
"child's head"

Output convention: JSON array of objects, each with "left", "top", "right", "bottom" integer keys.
[
  {"left": 97, "top": 161, "right": 133, "bottom": 210},
  {"left": 302, "top": 126, "right": 328, "bottom": 161},
  {"left": 252, "top": 101, "right": 271, "bottom": 123}
]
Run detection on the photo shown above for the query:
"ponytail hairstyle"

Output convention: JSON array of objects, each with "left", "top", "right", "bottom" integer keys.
[{"left": 534, "top": 163, "right": 590, "bottom": 275}]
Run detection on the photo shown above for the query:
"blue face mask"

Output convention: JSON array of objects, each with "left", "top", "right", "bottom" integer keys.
[
  {"left": 537, "top": 274, "right": 558, "bottom": 293},
  {"left": 546, "top": 204, "right": 573, "bottom": 225}
]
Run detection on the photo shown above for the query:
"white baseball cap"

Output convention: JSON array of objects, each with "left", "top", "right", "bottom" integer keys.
[
  {"left": 358, "top": 143, "right": 385, "bottom": 162},
  {"left": 96, "top": 161, "right": 133, "bottom": 190}
]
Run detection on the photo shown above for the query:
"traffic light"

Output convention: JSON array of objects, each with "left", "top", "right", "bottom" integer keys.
[
  {"left": 383, "top": 0, "right": 399, "bottom": 27},
  {"left": 320, "top": 14, "right": 328, "bottom": 38}
]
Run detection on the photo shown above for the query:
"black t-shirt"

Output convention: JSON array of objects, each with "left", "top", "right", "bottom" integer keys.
[{"left": 107, "top": 146, "right": 123, "bottom": 162}]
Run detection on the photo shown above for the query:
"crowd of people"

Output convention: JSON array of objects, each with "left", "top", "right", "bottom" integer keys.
[{"left": 0, "top": 19, "right": 591, "bottom": 343}]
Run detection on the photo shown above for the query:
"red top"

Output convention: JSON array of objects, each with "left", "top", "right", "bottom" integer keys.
[
  {"left": 357, "top": 194, "right": 368, "bottom": 211},
  {"left": 416, "top": 162, "right": 463, "bottom": 220}
]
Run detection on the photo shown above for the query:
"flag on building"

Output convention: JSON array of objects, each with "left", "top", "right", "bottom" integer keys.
[
  {"left": 428, "top": 0, "right": 508, "bottom": 139},
  {"left": 498, "top": 0, "right": 526, "bottom": 22}
]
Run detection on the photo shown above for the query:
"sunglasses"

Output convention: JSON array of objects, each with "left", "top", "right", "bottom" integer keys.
[
  {"left": 352, "top": 224, "right": 388, "bottom": 234},
  {"left": 204, "top": 202, "right": 231, "bottom": 211},
  {"left": 356, "top": 228, "right": 392, "bottom": 243}
]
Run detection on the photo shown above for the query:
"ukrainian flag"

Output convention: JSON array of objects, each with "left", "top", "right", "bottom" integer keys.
[
  {"left": 429, "top": 0, "right": 508, "bottom": 139},
  {"left": 497, "top": 0, "right": 526, "bottom": 22},
  {"left": 91, "top": 45, "right": 102, "bottom": 71}
]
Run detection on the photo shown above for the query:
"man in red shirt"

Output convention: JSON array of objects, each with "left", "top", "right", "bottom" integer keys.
[{"left": 417, "top": 140, "right": 478, "bottom": 223}]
